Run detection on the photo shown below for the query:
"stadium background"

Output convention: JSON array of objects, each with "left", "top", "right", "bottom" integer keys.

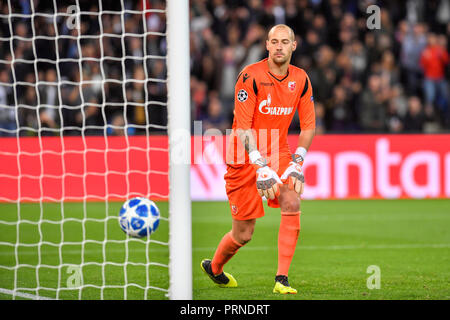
[
  {"left": 0, "top": 0, "right": 449, "bottom": 136},
  {"left": 0, "top": 0, "right": 449, "bottom": 300},
  {"left": 1, "top": 0, "right": 449, "bottom": 201}
]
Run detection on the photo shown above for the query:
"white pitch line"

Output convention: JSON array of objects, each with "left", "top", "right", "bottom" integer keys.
[
  {"left": 0, "top": 243, "right": 449, "bottom": 257},
  {"left": 0, "top": 288, "right": 55, "bottom": 300},
  {"left": 301, "top": 243, "right": 450, "bottom": 250},
  {"left": 196, "top": 243, "right": 450, "bottom": 251}
]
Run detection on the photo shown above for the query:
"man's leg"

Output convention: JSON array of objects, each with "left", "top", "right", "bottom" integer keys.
[
  {"left": 423, "top": 79, "right": 436, "bottom": 107},
  {"left": 210, "top": 219, "right": 255, "bottom": 274},
  {"left": 436, "top": 79, "right": 449, "bottom": 117},
  {"left": 274, "top": 185, "right": 301, "bottom": 294},
  {"left": 201, "top": 218, "right": 256, "bottom": 287},
  {"left": 202, "top": 163, "right": 263, "bottom": 287}
]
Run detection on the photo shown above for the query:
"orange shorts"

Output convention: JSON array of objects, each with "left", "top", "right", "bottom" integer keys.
[{"left": 224, "top": 154, "right": 292, "bottom": 221}]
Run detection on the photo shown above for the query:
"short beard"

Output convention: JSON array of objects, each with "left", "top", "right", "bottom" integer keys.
[{"left": 272, "top": 54, "right": 290, "bottom": 66}]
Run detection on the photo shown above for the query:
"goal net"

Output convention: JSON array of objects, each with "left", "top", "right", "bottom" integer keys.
[{"left": 0, "top": 0, "right": 191, "bottom": 300}]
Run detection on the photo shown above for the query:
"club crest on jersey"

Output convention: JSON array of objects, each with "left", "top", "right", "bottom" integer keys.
[
  {"left": 237, "top": 89, "right": 248, "bottom": 102},
  {"left": 288, "top": 81, "right": 296, "bottom": 92}
]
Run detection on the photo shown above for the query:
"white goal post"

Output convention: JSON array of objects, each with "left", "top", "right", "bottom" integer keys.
[{"left": 167, "top": 0, "right": 192, "bottom": 300}]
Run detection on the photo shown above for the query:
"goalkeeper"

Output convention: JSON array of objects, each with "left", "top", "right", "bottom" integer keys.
[{"left": 201, "top": 24, "right": 315, "bottom": 294}]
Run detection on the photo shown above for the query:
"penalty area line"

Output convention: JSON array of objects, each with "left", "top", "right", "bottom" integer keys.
[
  {"left": 2, "top": 243, "right": 449, "bottom": 256},
  {"left": 194, "top": 243, "right": 450, "bottom": 251},
  {"left": 0, "top": 288, "right": 55, "bottom": 300}
]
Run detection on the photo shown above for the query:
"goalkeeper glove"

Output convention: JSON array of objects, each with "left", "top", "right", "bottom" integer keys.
[
  {"left": 249, "top": 150, "right": 282, "bottom": 200},
  {"left": 280, "top": 162, "right": 304, "bottom": 195},
  {"left": 256, "top": 165, "right": 282, "bottom": 200},
  {"left": 280, "top": 147, "right": 307, "bottom": 195}
]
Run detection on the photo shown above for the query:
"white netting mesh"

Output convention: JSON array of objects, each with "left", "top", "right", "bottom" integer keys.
[{"left": 0, "top": 0, "right": 171, "bottom": 300}]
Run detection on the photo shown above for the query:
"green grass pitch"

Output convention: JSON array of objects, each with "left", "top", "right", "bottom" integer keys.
[{"left": 0, "top": 199, "right": 449, "bottom": 300}]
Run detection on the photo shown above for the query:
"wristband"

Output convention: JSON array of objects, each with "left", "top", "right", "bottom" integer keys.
[
  {"left": 295, "top": 147, "right": 307, "bottom": 159},
  {"left": 293, "top": 146, "right": 307, "bottom": 164}
]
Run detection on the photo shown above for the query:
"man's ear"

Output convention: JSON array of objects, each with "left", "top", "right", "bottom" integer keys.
[{"left": 292, "top": 40, "right": 297, "bottom": 51}]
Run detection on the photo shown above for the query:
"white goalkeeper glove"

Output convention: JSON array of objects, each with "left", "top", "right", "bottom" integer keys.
[
  {"left": 281, "top": 147, "right": 307, "bottom": 195},
  {"left": 256, "top": 165, "right": 282, "bottom": 200},
  {"left": 249, "top": 150, "right": 282, "bottom": 200},
  {"left": 280, "top": 161, "right": 305, "bottom": 195}
]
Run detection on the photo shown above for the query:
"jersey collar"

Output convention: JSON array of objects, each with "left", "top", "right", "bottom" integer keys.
[{"left": 263, "top": 58, "right": 290, "bottom": 82}]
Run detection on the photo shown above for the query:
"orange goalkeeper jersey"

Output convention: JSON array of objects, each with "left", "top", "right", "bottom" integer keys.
[{"left": 226, "top": 58, "right": 315, "bottom": 168}]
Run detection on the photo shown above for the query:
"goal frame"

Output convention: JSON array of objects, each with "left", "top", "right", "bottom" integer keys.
[
  {"left": 0, "top": 0, "right": 192, "bottom": 300},
  {"left": 166, "top": 0, "right": 192, "bottom": 300}
]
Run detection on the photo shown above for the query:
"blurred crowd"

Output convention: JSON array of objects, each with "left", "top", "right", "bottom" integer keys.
[
  {"left": 190, "top": 0, "right": 450, "bottom": 134},
  {"left": 0, "top": 0, "right": 167, "bottom": 136},
  {"left": 0, "top": 0, "right": 449, "bottom": 137}
]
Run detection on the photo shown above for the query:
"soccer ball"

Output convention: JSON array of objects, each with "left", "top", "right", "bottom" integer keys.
[{"left": 118, "top": 197, "right": 160, "bottom": 238}]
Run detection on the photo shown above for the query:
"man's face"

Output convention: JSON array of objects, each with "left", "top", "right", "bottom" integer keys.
[{"left": 266, "top": 27, "right": 297, "bottom": 65}]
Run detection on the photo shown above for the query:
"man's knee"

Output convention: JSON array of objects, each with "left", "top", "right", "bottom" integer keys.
[
  {"left": 281, "top": 199, "right": 300, "bottom": 212},
  {"left": 236, "top": 231, "right": 253, "bottom": 245},
  {"left": 279, "top": 194, "right": 300, "bottom": 212},
  {"left": 232, "top": 219, "right": 255, "bottom": 245},
  {"left": 278, "top": 185, "right": 301, "bottom": 212}
]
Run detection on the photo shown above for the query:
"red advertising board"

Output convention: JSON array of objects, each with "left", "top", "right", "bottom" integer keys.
[
  {"left": 0, "top": 135, "right": 449, "bottom": 202},
  {"left": 191, "top": 134, "right": 450, "bottom": 200},
  {"left": 0, "top": 136, "right": 169, "bottom": 202},
  {"left": 290, "top": 134, "right": 449, "bottom": 199}
]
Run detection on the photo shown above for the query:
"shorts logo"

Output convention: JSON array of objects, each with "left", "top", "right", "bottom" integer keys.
[
  {"left": 231, "top": 204, "right": 238, "bottom": 215},
  {"left": 288, "top": 81, "right": 296, "bottom": 92},
  {"left": 237, "top": 89, "right": 248, "bottom": 102},
  {"left": 243, "top": 73, "right": 249, "bottom": 83}
]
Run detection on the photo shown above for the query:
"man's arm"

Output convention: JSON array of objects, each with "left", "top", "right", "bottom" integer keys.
[
  {"left": 235, "top": 127, "right": 266, "bottom": 166},
  {"left": 294, "top": 128, "right": 315, "bottom": 163},
  {"left": 295, "top": 71, "right": 316, "bottom": 161},
  {"left": 233, "top": 69, "right": 265, "bottom": 166},
  {"left": 233, "top": 70, "right": 281, "bottom": 199},
  {"left": 235, "top": 127, "right": 282, "bottom": 199},
  {"left": 297, "top": 128, "right": 315, "bottom": 152},
  {"left": 280, "top": 73, "right": 316, "bottom": 194},
  {"left": 236, "top": 128, "right": 258, "bottom": 154}
]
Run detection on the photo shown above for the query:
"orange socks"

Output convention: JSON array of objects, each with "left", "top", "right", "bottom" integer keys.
[
  {"left": 211, "top": 231, "right": 243, "bottom": 275},
  {"left": 210, "top": 212, "right": 300, "bottom": 277},
  {"left": 277, "top": 211, "right": 301, "bottom": 276}
]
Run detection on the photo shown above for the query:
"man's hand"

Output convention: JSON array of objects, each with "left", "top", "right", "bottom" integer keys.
[
  {"left": 256, "top": 165, "right": 282, "bottom": 200},
  {"left": 280, "top": 162, "right": 305, "bottom": 195}
]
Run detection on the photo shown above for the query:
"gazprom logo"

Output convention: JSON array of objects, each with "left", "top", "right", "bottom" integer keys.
[{"left": 258, "top": 94, "right": 294, "bottom": 115}]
